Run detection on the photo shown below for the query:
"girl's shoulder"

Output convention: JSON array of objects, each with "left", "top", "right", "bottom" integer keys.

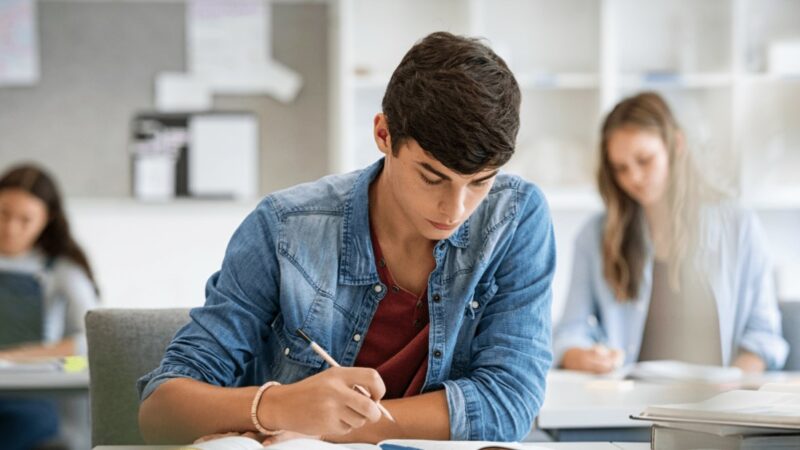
[
  {"left": 0, "top": 249, "right": 48, "bottom": 275},
  {"left": 48, "top": 255, "right": 91, "bottom": 282},
  {"left": 574, "top": 212, "right": 607, "bottom": 247},
  {"left": 700, "top": 200, "right": 761, "bottom": 234}
]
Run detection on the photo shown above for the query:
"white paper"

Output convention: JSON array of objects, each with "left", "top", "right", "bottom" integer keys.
[
  {"left": 189, "top": 114, "right": 258, "bottom": 199},
  {"left": 186, "top": 0, "right": 301, "bottom": 103},
  {"left": 0, "top": 358, "right": 61, "bottom": 373},
  {"left": 644, "top": 390, "right": 800, "bottom": 427},
  {"left": 155, "top": 72, "right": 212, "bottom": 112},
  {"left": 200, "top": 61, "right": 302, "bottom": 103},
  {"left": 0, "top": 0, "right": 39, "bottom": 85},
  {"left": 133, "top": 155, "right": 177, "bottom": 202}
]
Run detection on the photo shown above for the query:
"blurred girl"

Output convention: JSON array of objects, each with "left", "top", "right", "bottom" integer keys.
[
  {"left": 553, "top": 92, "right": 787, "bottom": 374},
  {"left": 0, "top": 163, "right": 99, "bottom": 450}
]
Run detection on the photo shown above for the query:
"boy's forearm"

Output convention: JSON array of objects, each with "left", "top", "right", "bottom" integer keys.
[
  {"left": 138, "top": 378, "right": 258, "bottom": 444},
  {"left": 326, "top": 390, "right": 450, "bottom": 444}
]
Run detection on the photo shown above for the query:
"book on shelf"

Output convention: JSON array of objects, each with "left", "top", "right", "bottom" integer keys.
[
  {"left": 188, "top": 437, "right": 526, "bottom": 450},
  {"left": 633, "top": 382, "right": 800, "bottom": 449}
]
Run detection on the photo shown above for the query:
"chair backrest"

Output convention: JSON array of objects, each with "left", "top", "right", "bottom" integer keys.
[
  {"left": 780, "top": 301, "right": 800, "bottom": 370},
  {"left": 85, "top": 308, "right": 190, "bottom": 446}
]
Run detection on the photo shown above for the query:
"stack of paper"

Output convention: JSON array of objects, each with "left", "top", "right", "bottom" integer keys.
[{"left": 634, "top": 384, "right": 800, "bottom": 449}]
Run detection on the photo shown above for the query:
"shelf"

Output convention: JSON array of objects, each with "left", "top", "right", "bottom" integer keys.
[
  {"left": 741, "top": 73, "right": 800, "bottom": 84},
  {"left": 539, "top": 186, "right": 603, "bottom": 211},
  {"left": 620, "top": 72, "right": 733, "bottom": 89},
  {"left": 336, "top": 0, "right": 800, "bottom": 214},
  {"left": 744, "top": 187, "right": 800, "bottom": 210},
  {"left": 516, "top": 72, "right": 599, "bottom": 90},
  {"left": 352, "top": 71, "right": 391, "bottom": 89},
  {"left": 353, "top": 71, "right": 600, "bottom": 91},
  {"left": 66, "top": 197, "right": 260, "bottom": 214}
]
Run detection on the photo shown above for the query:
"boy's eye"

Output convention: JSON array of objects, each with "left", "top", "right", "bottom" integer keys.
[{"left": 420, "top": 173, "right": 442, "bottom": 185}]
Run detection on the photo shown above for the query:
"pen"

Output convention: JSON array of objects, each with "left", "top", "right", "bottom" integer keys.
[{"left": 296, "top": 329, "right": 395, "bottom": 422}]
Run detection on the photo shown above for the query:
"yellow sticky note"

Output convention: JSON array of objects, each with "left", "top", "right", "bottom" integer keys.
[{"left": 63, "top": 356, "right": 88, "bottom": 373}]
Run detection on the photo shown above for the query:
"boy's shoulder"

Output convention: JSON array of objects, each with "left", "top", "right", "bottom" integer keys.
[
  {"left": 486, "top": 172, "right": 547, "bottom": 212},
  {"left": 469, "top": 172, "right": 549, "bottom": 231},
  {"left": 257, "top": 169, "right": 365, "bottom": 219}
]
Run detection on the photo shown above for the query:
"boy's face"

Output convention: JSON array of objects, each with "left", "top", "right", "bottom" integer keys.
[{"left": 373, "top": 114, "right": 498, "bottom": 241}]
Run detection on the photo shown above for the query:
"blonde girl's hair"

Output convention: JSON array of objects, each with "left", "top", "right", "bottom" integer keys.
[{"left": 598, "top": 92, "right": 719, "bottom": 301}]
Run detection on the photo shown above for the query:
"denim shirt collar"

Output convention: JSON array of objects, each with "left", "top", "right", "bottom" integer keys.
[{"left": 339, "top": 158, "right": 470, "bottom": 286}]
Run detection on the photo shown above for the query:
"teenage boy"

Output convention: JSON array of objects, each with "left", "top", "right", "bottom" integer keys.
[{"left": 138, "top": 31, "right": 555, "bottom": 444}]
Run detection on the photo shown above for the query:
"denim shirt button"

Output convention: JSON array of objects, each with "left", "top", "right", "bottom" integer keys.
[
  {"left": 433, "top": 294, "right": 441, "bottom": 302},
  {"left": 433, "top": 350, "right": 442, "bottom": 358},
  {"left": 283, "top": 347, "right": 290, "bottom": 356},
  {"left": 353, "top": 333, "right": 361, "bottom": 342},
  {"left": 471, "top": 301, "right": 479, "bottom": 309},
  {"left": 373, "top": 284, "right": 383, "bottom": 293}
]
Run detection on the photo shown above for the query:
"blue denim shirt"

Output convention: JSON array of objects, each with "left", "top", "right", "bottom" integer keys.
[
  {"left": 137, "top": 159, "right": 556, "bottom": 441},
  {"left": 553, "top": 207, "right": 788, "bottom": 370}
]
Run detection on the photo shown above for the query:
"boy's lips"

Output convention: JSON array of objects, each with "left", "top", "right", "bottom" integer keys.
[{"left": 428, "top": 220, "right": 457, "bottom": 231}]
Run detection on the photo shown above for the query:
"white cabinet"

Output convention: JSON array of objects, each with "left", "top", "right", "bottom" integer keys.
[{"left": 331, "top": 0, "right": 800, "bottom": 211}]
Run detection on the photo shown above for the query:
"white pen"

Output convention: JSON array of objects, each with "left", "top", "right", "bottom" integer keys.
[{"left": 296, "top": 329, "right": 396, "bottom": 422}]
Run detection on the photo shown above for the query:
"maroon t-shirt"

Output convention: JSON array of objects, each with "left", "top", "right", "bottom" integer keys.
[{"left": 353, "top": 231, "right": 430, "bottom": 399}]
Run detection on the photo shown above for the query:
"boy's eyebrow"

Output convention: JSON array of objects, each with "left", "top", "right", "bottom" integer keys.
[
  {"left": 418, "top": 162, "right": 451, "bottom": 181},
  {"left": 474, "top": 170, "right": 499, "bottom": 183},
  {"left": 418, "top": 162, "right": 498, "bottom": 183}
]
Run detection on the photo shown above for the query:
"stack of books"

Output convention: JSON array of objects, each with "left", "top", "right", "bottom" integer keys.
[{"left": 634, "top": 383, "right": 800, "bottom": 449}]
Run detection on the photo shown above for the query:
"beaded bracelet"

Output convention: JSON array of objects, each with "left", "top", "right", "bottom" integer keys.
[{"left": 250, "top": 381, "right": 284, "bottom": 436}]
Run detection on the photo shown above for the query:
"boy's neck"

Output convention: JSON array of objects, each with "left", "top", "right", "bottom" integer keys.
[{"left": 368, "top": 170, "right": 435, "bottom": 255}]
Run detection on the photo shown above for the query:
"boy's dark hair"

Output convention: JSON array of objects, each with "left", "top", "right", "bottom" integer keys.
[{"left": 382, "top": 31, "right": 521, "bottom": 174}]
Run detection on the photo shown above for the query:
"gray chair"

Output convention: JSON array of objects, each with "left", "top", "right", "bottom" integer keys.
[
  {"left": 780, "top": 301, "right": 800, "bottom": 370},
  {"left": 85, "top": 308, "right": 190, "bottom": 446}
]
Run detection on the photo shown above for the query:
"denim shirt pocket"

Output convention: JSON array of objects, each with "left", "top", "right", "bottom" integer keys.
[
  {"left": 268, "top": 314, "right": 326, "bottom": 382},
  {"left": 449, "top": 278, "right": 499, "bottom": 379}
]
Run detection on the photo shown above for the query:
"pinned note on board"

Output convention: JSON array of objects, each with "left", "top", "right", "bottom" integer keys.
[{"left": 0, "top": 0, "right": 39, "bottom": 86}]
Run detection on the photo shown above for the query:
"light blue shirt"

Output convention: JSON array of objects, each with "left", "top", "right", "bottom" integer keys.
[
  {"left": 553, "top": 206, "right": 788, "bottom": 370},
  {"left": 0, "top": 250, "right": 98, "bottom": 354},
  {"left": 138, "top": 159, "right": 556, "bottom": 441}
]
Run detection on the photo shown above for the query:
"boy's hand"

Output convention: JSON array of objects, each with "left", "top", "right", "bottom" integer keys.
[
  {"left": 562, "top": 345, "right": 625, "bottom": 374},
  {"left": 258, "top": 367, "right": 386, "bottom": 437}
]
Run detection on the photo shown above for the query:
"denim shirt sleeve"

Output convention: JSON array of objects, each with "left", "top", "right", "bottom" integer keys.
[
  {"left": 736, "top": 211, "right": 788, "bottom": 370},
  {"left": 552, "top": 218, "right": 601, "bottom": 366},
  {"left": 137, "top": 199, "right": 283, "bottom": 401},
  {"left": 442, "top": 186, "right": 556, "bottom": 441}
]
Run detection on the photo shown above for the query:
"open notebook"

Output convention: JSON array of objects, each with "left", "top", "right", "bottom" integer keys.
[{"left": 188, "top": 437, "right": 527, "bottom": 450}]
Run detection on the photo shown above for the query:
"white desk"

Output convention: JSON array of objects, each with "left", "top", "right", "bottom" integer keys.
[
  {"left": 537, "top": 369, "right": 800, "bottom": 431},
  {"left": 0, "top": 369, "right": 89, "bottom": 396},
  {"left": 537, "top": 370, "right": 722, "bottom": 430}
]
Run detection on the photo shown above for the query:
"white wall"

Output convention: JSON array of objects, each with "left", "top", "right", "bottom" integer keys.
[
  {"left": 68, "top": 199, "right": 256, "bottom": 309},
  {"left": 66, "top": 198, "right": 800, "bottom": 317}
]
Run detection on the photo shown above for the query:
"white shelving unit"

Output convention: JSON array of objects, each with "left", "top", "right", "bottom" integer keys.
[{"left": 330, "top": 0, "right": 800, "bottom": 211}]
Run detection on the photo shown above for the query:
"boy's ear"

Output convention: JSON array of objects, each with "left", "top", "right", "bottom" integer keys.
[{"left": 373, "top": 113, "right": 392, "bottom": 155}]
